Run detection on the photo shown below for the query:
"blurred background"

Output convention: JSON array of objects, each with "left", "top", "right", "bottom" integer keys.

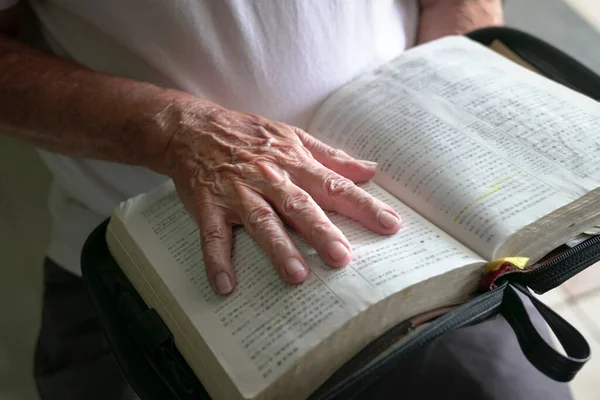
[{"left": 1, "top": 0, "right": 599, "bottom": 399}]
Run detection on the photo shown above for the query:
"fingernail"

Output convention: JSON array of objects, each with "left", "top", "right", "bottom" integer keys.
[
  {"left": 360, "top": 160, "right": 378, "bottom": 168},
  {"left": 328, "top": 241, "right": 349, "bottom": 262},
  {"left": 285, "top": 257, "right": 307, "bottom": 280},
  {"left": 378, "top": 210, "right": 399, "bottom": 228},
  {"left": 215, "top": 272, "right": 233, "bottom": 295}
]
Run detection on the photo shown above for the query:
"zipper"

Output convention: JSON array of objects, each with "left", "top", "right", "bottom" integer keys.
[
  {"left": 317, "top": 237, "right": 600, "bottom": 399},
  {"left": 312, "top": 283, "right": 506, "bottom": 400},
  {"left": 498, "top": 235, "right": 600, "bottom": 293}
]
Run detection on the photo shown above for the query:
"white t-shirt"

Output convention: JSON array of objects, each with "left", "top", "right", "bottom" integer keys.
[{"left": 23, "top": 0, "right": 419, "bottom": 274}]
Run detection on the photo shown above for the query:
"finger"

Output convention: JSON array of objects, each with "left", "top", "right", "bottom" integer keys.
[
  {"left": 234, "top": 184, "right": 310, "bottom": 285},
  {"left": 196, "top": 204, "right": 236, "bottom": 296},
  {"left": 294, "top": 128, "right": 377, "bottom": 183},
  {"left": 292, "top": 160, "right": 402, "bottom": 235},
  {"left": 256, "top": 161, "right": 352, "bottom": 268}
]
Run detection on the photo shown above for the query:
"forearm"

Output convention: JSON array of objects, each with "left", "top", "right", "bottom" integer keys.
[
  {"left": 417, "top": 0, "right": 504, "bottom": 44},
  {"left": 0, "top": 34, "right": 198, "bottom": 173}
]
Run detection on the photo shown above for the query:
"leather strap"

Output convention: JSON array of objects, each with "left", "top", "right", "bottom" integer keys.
[{"left": 501, "top": 284, "right": 590, "bottom": 382}]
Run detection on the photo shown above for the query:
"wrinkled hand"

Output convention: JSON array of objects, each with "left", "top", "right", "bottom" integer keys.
[{"left": 161, "top": 101, "right": 402, "bottom": 295}]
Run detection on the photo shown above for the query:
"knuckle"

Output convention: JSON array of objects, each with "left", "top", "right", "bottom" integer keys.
[
  {"left": 245, "top": 206, "right": 276, "bottom": 233},
  {"left": 292, "top": 126, "right": 307, "bottom": 137},
  {"left": 310, "top": 221, "right": 334, "bottom": 241},
  {"left": 269, "top": 238, "right": 289, "bottom": 255},
  {"left": 355, "top": 193, "right": 371, "bottom": 210},
  {"left": 286, "top": 144, "right": 312, "bottom": 161},
  {"left": 201, "top": 224, "right": 227, "bottom": 248},
  {"left": 323, "top": 173, "right": 354, "bottom": 198},
  {"left": 282, "top": 191, "right": 314, "bottom": 216},
  {"left": 325, "top": 147, "right": 341, "bottom": 158}
]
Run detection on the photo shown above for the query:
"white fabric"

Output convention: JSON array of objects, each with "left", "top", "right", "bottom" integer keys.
[{"left": 27, "top": 0, "right": 419, "bottom": 274}]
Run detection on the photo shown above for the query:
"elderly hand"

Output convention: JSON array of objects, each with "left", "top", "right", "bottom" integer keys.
[{"left": 158, "top": 99, "right": 402, "bottom": 295}]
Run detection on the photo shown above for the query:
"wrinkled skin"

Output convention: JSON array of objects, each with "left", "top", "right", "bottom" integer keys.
[{"left": 163, "top": 102, "right": 402, "bottom": 295}]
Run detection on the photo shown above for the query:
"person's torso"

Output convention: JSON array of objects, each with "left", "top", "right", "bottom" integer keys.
[{"left": 31, "top": 0, "right": 419, "bottom": 216}]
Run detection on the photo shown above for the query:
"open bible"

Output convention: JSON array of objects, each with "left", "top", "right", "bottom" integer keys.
[{"left": 106, "top": 36, "right": 600, "bottom": 400}]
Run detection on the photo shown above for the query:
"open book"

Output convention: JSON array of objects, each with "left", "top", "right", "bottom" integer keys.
[{"left": 107, "top": 36, "right": 600, "bottom": 400}]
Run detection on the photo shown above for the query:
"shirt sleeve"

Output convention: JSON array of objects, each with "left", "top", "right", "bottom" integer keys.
[{"left": 0, "top": 0, "right": 18, "bottom": 10}]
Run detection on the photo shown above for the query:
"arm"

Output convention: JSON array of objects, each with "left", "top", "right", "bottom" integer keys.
[
  {"left": 0, "top": 3, "right": 402, "bottom": 294},
  {"left": 417, "top": 0, "right": 504, "bottom": 44},
  {"left": 0, "top": 28, "right": 182, "bottom": 172}
]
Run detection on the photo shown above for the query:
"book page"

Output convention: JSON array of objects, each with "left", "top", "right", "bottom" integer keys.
[
  {"left": 115, "top": 179, "right": 484, "bottom": 397},
  {"left": 309, "top": 36, "right": 600, "bottom": 260}
]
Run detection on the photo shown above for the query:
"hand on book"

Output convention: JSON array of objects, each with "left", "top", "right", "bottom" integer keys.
[{"left": 160, "top": 102, "right": 403, "bottom": 295}]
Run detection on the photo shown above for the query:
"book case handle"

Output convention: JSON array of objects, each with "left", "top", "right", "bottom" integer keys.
[{"left": 501, "top": 284, "right": 590, "bottom": 382}]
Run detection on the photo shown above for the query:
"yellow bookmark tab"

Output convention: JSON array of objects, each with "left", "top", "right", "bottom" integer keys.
[{"left": 484, "top": 257, "right": 530, "bottom": 274}]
